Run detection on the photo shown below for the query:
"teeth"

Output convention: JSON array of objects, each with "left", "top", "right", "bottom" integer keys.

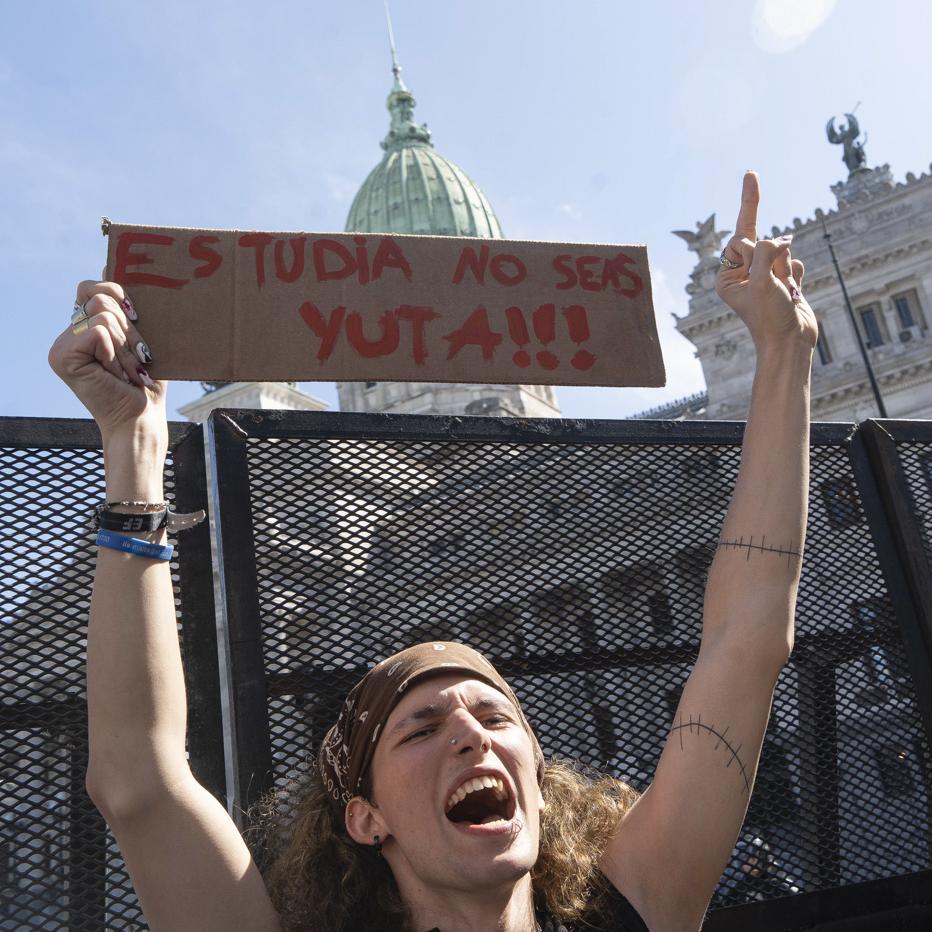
[
  {"left": 479, "top": 815, "right": 508, "bottom": 825},
  {"left": 445, "top": 776, "right": 507, "bottom": 811}
]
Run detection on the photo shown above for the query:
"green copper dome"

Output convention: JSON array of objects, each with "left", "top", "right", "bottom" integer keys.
[{"left": 345, "top": 64, "right": 503, "bottom": 238}]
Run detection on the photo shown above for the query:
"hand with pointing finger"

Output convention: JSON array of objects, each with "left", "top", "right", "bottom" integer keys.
[{"left": 716, "top": 171, "right": 818, "bottom": 354}]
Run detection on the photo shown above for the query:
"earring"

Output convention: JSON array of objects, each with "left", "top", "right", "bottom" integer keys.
[{"left": 373, "top": 834, "right": 382, "bottom": 856}]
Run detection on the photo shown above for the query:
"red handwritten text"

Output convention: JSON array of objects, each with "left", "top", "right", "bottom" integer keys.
[
  {"left": 451, "top": 245, "right": 528, "bottom": 287},
  {"left": 114, "top": 233, "right": 189, "bottom": 289},
  {"left": 298, "top": 303, "right": 439, "bottom": 364},
  {"left": 552, "top": 252, "right": 643, "bottom": 297}
]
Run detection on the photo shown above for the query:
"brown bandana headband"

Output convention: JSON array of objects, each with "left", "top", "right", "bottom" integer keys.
[{"left": 318, "top": 642, "right": 545, "bottom": 813}]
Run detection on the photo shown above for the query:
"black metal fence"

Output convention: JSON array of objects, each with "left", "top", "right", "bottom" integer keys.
[
  {"left": 2, "top": 412, "right": 931, "bottom": 930},
  {"left": 0, "top": 417, "right": 214, "bottom": 931}
]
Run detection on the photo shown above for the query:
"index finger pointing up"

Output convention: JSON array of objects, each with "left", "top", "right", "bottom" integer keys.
[{"left": 735, "top": 170, "right": 760, "bottom": 242}]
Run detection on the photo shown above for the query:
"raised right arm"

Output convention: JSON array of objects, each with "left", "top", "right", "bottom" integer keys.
[{"left": 49, "top": 282, "right": 282, "bottom": 931}]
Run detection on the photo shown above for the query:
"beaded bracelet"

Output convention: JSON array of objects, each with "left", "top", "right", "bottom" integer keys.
[{"left": 96, "top": 530, "right": 174, "bottom": 561}]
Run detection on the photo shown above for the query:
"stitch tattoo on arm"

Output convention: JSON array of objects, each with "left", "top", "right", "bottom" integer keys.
[
  {"left": 669, "top": 713, "right": 753, "bottom": 795},
  {"left": 717, "top": 534, "right": 802, "bottom": 567}
]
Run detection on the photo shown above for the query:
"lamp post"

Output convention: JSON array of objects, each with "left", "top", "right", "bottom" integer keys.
[{"left": 820, "top": 215, "right": 887, "bottom": 418}]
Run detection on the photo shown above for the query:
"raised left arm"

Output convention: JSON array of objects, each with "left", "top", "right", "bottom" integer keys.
[{"left": 600, "top": 172, "right": 817, "bottom": 931}]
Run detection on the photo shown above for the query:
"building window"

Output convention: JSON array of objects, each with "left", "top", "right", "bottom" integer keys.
[
  {"left": 858, "top": 304, "right": 885, "bottom": 348},
  {"left": 852, "top": 597, "right": 912, "bottom": 703},
  {"left": 533, "top": 584, "right": 598, "bottom": 647},
  {"left": 892, "top": 290, "right": 926, "bottom": 332},
  {"left": 921, "top": 454, "right": 932, "bottom": 497},
  {"left": 815, "top": 322, "right": 832, "bottom": 365},
  {"left": 874, "top": 743, "right": 915, "bottom": 797},
  {"left": 819, "top": 478, "right": 864, "bottom": 530},
  {"left": 602, "top": 563, "right": 673, "bottom": 633},
  {"left": 364, "top": 382, "right": 377, "bottom": 390}
]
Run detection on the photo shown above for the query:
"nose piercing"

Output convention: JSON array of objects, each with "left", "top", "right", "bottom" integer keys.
[{"left": 450, "top": 737, "right": 457, "bottom": 745}]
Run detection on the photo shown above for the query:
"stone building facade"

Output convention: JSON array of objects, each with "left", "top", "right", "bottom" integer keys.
[{"left": 671, "top": 157, "right": 932, "bottom": 422}]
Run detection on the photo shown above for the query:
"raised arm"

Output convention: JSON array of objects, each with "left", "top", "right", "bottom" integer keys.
[
  {"left": 601, "top": 172, "right": 817, "bottom": 931},
  {"left": 49, "top": 281, "right": 187, "bottom": 796},
  {"left": 49, "top": 281, "right": 185, "bottom": 808},
  {"left": 49, "top": 285, "right": 282, "bottom": 931}
]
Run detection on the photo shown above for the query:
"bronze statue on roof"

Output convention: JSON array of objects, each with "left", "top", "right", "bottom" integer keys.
[{"left": 827, "top": 113, "right": 868, "bottom": 174}]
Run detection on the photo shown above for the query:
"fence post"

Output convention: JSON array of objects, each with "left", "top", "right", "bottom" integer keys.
[
  {"left": 205, "top": 411, "right": 275, "bottom": 830},
  {"left": 172, "top": 422, "right": 227, "bottom": 807},
  {"left": 851, "top": 421, "right": 932, "bottom": 746}
]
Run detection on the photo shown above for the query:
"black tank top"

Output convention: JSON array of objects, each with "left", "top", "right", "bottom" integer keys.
[
  {"left": 542, "top": 885, "right": 649, "bottom": 931},
  {"left": 426, "top": 885, "right": 649, "bottom": 931}
]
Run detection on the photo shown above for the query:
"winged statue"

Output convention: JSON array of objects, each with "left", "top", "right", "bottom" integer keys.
[
  {"left": 672, "top": 214, "right": 730, "bottom": 262},
  {"left": 826, "top": 113, "right": 868, "bottom": 173}
]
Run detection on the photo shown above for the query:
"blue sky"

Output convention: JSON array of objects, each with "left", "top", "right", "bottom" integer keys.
[{"left": 3, "top": 0, "right": 931, "bottom": 421}]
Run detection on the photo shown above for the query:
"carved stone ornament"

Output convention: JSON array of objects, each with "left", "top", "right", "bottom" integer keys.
[{"left": 714, "top": 338, "right": 739, "bottom": 360}]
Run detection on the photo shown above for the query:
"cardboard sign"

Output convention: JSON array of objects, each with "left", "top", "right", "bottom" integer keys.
[{"left": 105, "top": 224, "right": 665, "bottom": 387}]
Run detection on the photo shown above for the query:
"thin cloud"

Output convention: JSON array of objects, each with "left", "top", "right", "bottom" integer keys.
[{"left": 751, "top": 0, "right": 838, "bottom": 54}]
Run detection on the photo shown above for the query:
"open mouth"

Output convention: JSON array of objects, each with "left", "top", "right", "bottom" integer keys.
[{"left": 445, "top": 775, "right": 516, "bottom": 828}]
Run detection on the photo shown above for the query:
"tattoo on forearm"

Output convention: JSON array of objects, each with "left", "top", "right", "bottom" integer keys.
[
  {"left": 717, "top": 534, "right": 802, "bottom": 566},
  {"left": 669, "top": 713, "right": 752, "bottom": 795}
]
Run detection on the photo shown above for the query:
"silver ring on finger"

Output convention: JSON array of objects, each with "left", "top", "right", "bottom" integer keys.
[
  {"left": 719, "top": 250, "right": 742, "bottom": 271},
  {"left": 71, "top": 302, "right": 90, "bottom": 335}
]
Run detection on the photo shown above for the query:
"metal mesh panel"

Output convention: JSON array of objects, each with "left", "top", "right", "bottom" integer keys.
[
  {"left": 236, "top": 422, "right": 932, "bottom": 913},
  {"left": 0, "top": 429, "right": 182, "bottom": 930},
  {"left": 4, "top": 415, "right": 930, "bottom": 928},
  {"left": 897, "top": 441, "right": 932, "bottom": 567}
]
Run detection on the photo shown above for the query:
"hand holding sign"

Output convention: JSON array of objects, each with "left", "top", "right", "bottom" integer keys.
[
  {"left": 103, "top": 225, "right": 665, "bottom": 387},
  {"left": 716, "top": 171, "right": 817, "bottom": 352},
  {"left": 48, "top": 280, "right": 168, "bottom": 451}
]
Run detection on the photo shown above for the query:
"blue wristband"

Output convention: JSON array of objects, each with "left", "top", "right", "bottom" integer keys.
[{"left": 96, "top": 530, "right": 174, "bottom": 561}]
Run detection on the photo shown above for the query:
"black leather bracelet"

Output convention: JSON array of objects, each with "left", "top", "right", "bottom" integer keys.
[
  {"left": 93, "top": 503, "right": 207, "bottom": 533},
  {"left": 95, "top": 507, "right": 168, "bottom": 532}
]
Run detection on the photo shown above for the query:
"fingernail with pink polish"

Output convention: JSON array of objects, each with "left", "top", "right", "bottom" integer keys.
[
  {"left": 135, "top": 341, "right": 153, "bottom": 364},
  {"left": 123, "top": 297, "right": 138, "bottom": 321},
  {"left": 137, "top": 366, "right": 155, "bottom": 388}
]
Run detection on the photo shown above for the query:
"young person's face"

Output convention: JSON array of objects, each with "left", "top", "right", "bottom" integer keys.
[{"left": 359, "top": 674, "right": 545, "bottom": 895}]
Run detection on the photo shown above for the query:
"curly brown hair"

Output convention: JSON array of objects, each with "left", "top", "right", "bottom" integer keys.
[{"left": 243, "top": 756, "right": 640, "bottom": 932}]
